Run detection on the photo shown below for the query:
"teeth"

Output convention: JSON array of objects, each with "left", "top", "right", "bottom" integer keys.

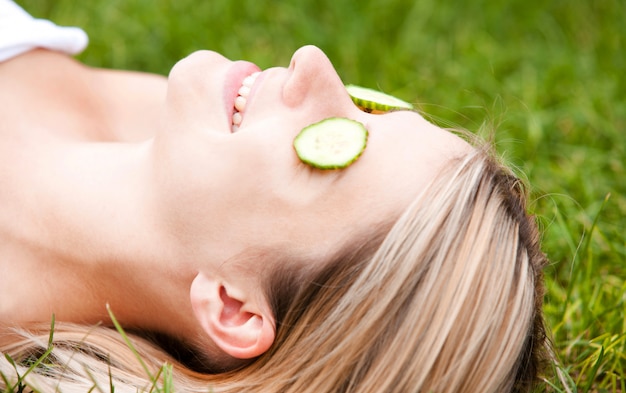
[
  {"left": 232, "top": 112, "right": 243, "bottom": 126},
  {"left": 231, "top": 71, "right": 261, "bottom": 133},
  {"left": 234, "top": 96, "right": 247, "bottom": 112},
  {"left": 237, "top": 85, "right": 251, "bottom": 97},
  {"left": 242, "top": 72, "right": 260, "bottom": 87}
]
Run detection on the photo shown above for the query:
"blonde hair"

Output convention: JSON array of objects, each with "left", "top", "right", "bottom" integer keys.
[{"left": 1, "top": 145, "right": 549, "bottom": 392}]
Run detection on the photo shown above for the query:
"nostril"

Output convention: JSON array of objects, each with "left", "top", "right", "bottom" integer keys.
[{"left": 288, "top": 53, "right": 297, "bottom": 71}]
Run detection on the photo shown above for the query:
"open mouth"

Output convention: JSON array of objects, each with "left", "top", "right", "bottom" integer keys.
[{"left": 231, "top": 71, "right": 261, "bottom": 133}]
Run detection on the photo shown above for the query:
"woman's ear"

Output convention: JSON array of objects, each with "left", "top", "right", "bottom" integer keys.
[{"left": 189, "top": 272, "right": 275, "bottom": 359}]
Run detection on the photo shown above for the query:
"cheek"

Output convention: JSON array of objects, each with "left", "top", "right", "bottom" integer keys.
[
  {"left": 150, "top": 133, "right": 239, "bottom": 239},
  {"left": 235, "top": 119, "right": 305, "bottom": 173}
]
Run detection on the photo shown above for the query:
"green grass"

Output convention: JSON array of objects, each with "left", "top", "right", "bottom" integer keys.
[{"left": 14, "top": 0, "right": 626, "bottom": 391}]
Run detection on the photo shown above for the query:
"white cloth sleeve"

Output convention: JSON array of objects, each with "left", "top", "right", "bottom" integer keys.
[{"left": 0, "top": 0, "right": 88, "bottom": 62}]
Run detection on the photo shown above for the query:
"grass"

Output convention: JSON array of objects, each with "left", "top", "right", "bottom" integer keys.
[
  {"left": 10, "top": 0, "right": 626, "bottom": 391},
  {"left": 1, "top": 312, "right": 176, "bottom": 393},
  {"left": 2, "top": 317, "right": 56, "bottom": 393}
]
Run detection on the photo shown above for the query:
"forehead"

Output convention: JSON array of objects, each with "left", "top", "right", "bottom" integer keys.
[
  {"left": 365, "top": 110, "right": 468, "bottom": 162},
  {"left": 340, "top": 110, "right": 471, "bottom": 211}
]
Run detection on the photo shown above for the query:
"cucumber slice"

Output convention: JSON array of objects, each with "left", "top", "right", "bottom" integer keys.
[
  {"left": 293, "top": 117, "right": 368, "bottom": 170},
  {"left": 346, "top": 84, "right": 413, "bottom": 113}
]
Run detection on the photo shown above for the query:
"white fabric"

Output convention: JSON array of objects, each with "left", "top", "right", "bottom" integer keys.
[{"left": 0, "top": 0, "right": 87, "bottom": 62}]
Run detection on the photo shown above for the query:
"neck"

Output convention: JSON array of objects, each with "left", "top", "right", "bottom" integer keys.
[
  {"left": 0, "top": 50, "right": 223, "bottom": 359},
  {"left": 0, "top": 140, "right": 200, "bottom": 341}
]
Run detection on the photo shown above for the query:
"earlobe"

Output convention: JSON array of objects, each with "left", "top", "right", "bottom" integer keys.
[{"left": 190, "top": 273, "right": 275, "bottom": 359}]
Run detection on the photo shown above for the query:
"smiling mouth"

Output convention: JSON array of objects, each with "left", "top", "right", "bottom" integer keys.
[{"left": 231, "top": 71, "right": 261, "bottom": 133}]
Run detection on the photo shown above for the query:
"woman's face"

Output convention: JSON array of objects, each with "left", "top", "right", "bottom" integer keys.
[{"left": 151, "top": 45, "right": 470, "bottom": 265}]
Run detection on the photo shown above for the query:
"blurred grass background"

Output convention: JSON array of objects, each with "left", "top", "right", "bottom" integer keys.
[{"left": 19, "top": 0, "right": 626, "bottom": 391}]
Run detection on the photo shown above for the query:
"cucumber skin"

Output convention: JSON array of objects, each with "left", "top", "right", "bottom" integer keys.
[
  {"left": 293, "top": 117, "right": 368, "bottom": 170},
  {"left": 345, "top": 84, "right": 414, "bottom": 112},
  {"left": 297, "top": 147, "right": 366, "bottom": 170}
]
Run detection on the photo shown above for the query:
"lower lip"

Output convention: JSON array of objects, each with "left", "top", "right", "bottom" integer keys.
[{"left": 224, "top": 61, "right": 261, "bottom": 129}]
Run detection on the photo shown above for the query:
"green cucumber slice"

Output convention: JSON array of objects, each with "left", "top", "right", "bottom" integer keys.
[
  {"left": 293, "top": 117, "right": 368, "bottom": 170},
  {"left": 346, "top": 84, "right": 413, "bottom": 112}
]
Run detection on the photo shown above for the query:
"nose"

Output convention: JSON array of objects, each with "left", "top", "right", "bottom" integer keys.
[{"left": 282, "top": 45, "right": 354, "bottom": 111}]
